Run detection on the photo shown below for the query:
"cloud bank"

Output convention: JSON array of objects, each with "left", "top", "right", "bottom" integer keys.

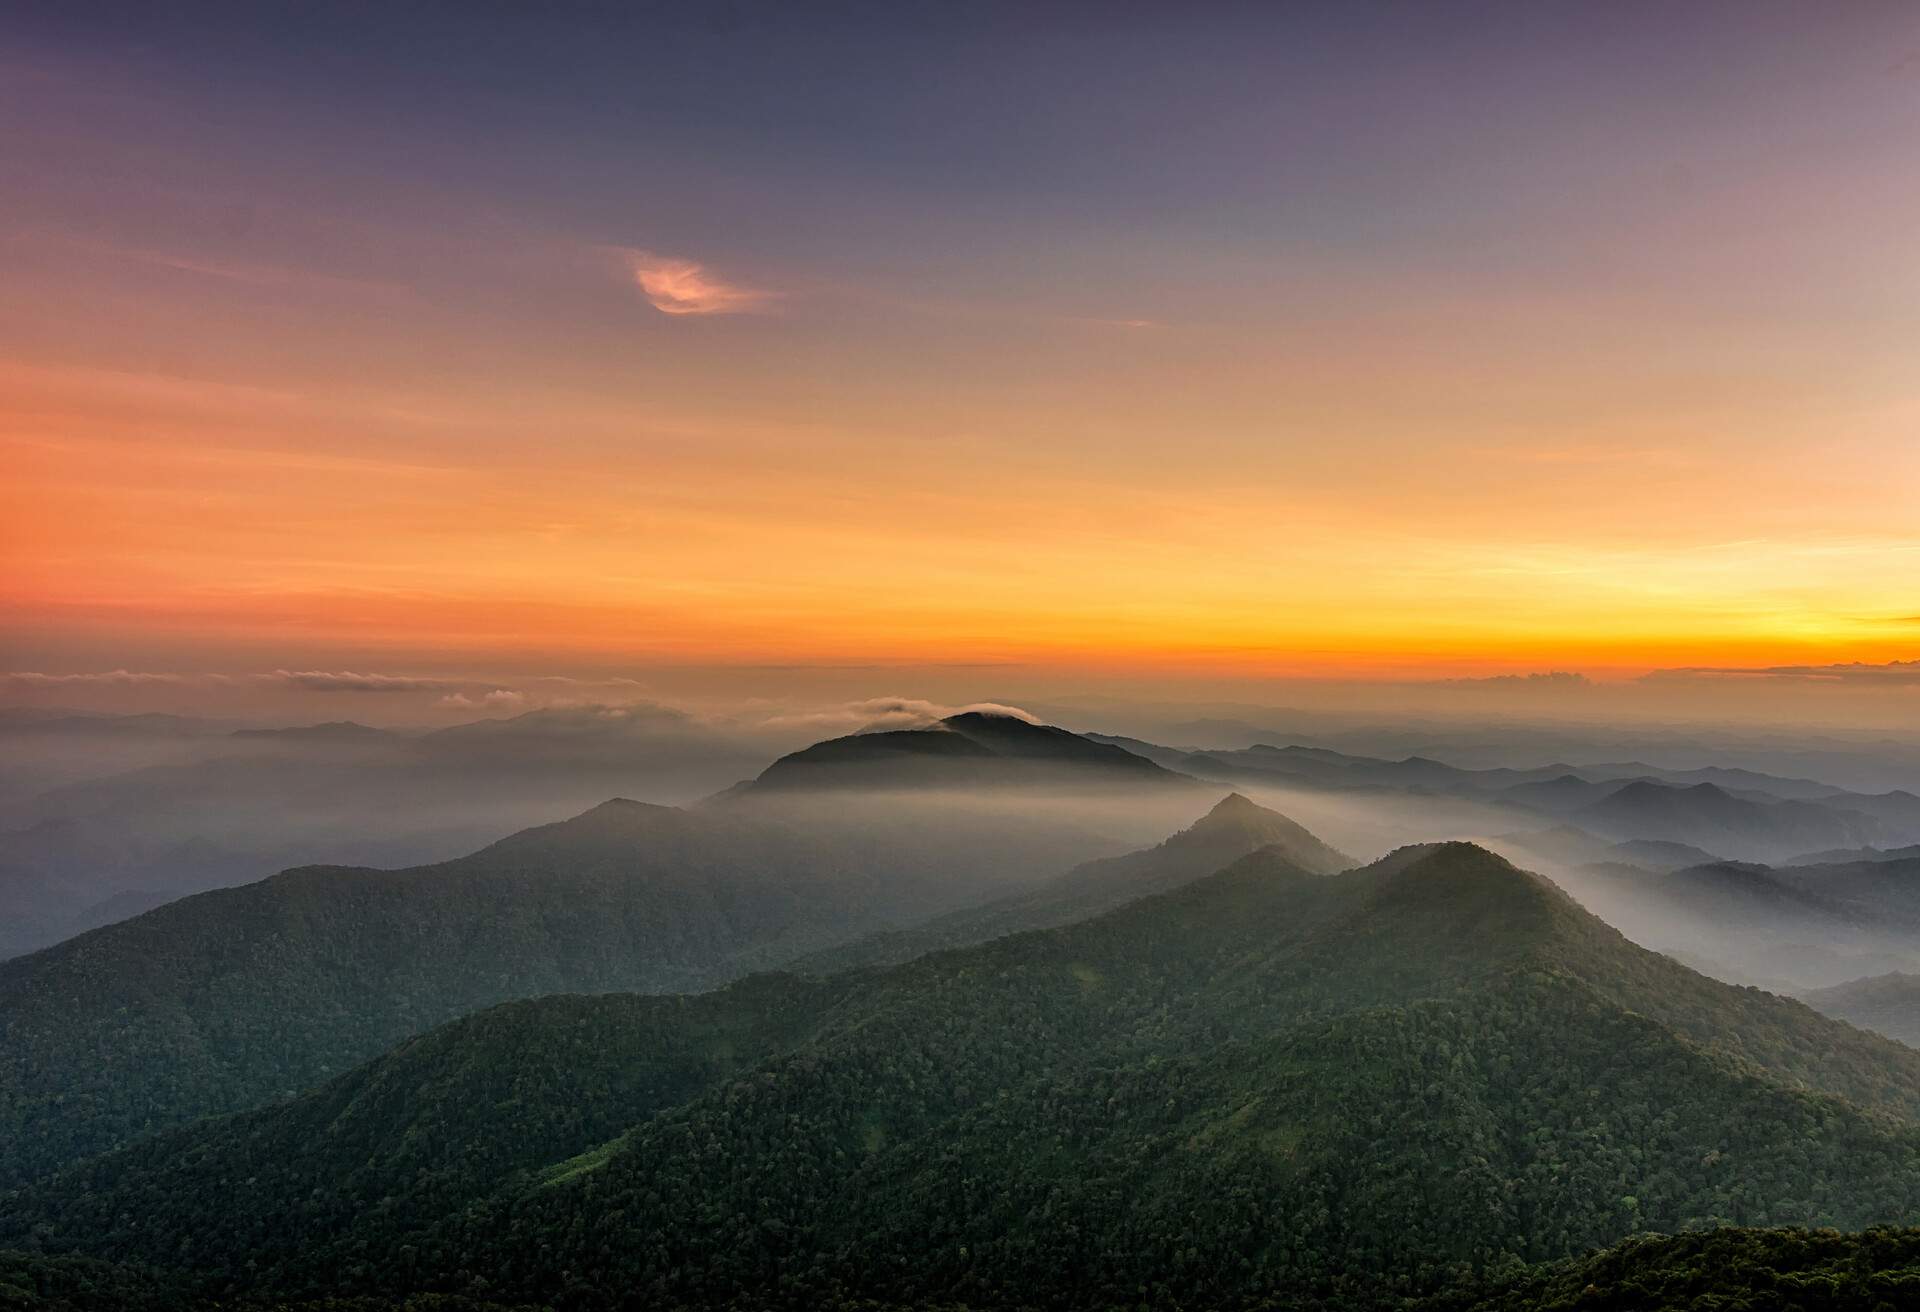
[
  {"left": 1642, "top": 660, "right": 1920, "bottom": 686},
  {"left": 1425, "top": 671, "right": 1594, "bottom": 691}
]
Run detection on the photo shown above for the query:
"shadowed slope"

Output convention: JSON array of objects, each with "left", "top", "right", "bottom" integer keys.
[
  {"left": 791, "top": 792, "right": 1353, "bottom": 973},
  {"left": 0, "top": 799, "right": 903, "bottom": 1188},
  {"left": 14, "top": 844, "right": 1920, "bottom": 1310}
]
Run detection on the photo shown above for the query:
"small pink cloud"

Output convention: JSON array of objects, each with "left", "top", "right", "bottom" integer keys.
[{"left": 623, "top": 250, "right": 771, "bottom": 316}]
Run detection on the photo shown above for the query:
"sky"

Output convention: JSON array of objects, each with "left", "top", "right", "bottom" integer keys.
[{"left": 3, "top": 1, "right": 1918, "bottom": 721}]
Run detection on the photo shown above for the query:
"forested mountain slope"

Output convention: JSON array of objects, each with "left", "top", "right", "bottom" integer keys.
[
  {"left": 13, "top": 843, "right": 1920, "bottom": 1310},
  {"left": 791, "top": 791, "right": 1352, "bottom": 973},
  {"left": 0, "top": 732, "right": 1219, "bottom": 1193},
  {"left": 1804, "top": 972, "right": 1920, "bottom": 1047},
  {"left": 1429, "top": 1225, "right": 1920, "bottom": 1311},
  {"left": 0, "top": 798, "right": 979, "bottom": 1188}
]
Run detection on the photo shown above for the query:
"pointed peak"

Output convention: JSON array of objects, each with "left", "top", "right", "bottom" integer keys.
[
  {"left": 581, "top": 797, "right": 656, "bottom": 814},
  {"left": 1184, "top": 792, "right": 1283, "bottom": 836},
  {"left": 1165, "top": 793, "right": 1352, "bottom": 874},
  {"left": 547, "top": 797, "right": 683, "bottom": 833},
  {"left": 1601, "top": 778, "right": 1679, "bottom": 801}
]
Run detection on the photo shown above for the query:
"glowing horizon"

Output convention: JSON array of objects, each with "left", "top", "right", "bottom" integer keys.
[{"left": 4, "top": 4, "right": 1918, "bottom": 691}]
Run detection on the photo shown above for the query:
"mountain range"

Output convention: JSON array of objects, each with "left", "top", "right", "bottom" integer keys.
[
  {"left": 8, "top": 840, "right": 1920, "bottom": 1309},
  {"left": 1804, "top": 972, "right": 1920, "bottom": 1047},
  {"left": 790, "top": 790, "right": 1352, "bottom": 973},
  {"left": 1089, "top": 732, "right": 1920, "bottom": 864},
  {"left": 0, "top": 706, "right": 772, "bottom": 960},
  {"left": 0, "top": 716, "right": 1203, "bottom": 1189}
]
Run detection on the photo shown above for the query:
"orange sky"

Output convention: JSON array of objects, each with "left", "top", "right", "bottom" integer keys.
[{"left": 3, "top": 5, "right": 1918, "bottom": 692}]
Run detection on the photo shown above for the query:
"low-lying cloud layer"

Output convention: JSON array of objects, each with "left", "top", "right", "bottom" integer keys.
[
  {"left": 1426, "top": 671, "right": 1594, "bottom": 691},
  {"left": 1644, "top": 660, "right": 1920, "bottom": 685}
]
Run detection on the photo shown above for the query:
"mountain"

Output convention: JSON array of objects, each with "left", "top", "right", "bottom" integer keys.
[
  {"left": 0, "top": 759, "right": 1225, "bottom": 1191},
  {"left": 1092, "top": 736, "right": 1581, "bottom": 796},
  {"left": 13, "top": 843, "right": 1920, "bottom": 1310},
  {"left": 0, "top": 795, "right": 1053, "bottom": 1190},
  {"left": 0, "top": 704, "right": 776, "bottom": 961},
  {"left": 1648, "top": 859, "right": 1859, "bottom": 927},
  {"left": 1494, "top": 824, "right": 1723, "bottom": 874},
  {"left": 1824, "top": 790, "right": 1920, "bottom": 836},
  {"left": 745, "top": 711, "right": 1187, "bottom": 793},
  {"left": 1500, "top": 771, "right": 1621, "bottom": 811},
  {"left": 9, "top": 1225, "right": 1920, "bottom": 1312},
  {"left": 789, "top": 791, "right": 1353, "bottom": 972},
  {"left": 1773, "top": 856, "right": 1920, "bottom": 933},
  {"left": 1803, "top": 972, "right": 1920, "bottom": 1047},
  {"left": 228, "top": 720, "right": 397, "bottom": 742},
  {"left": 1605, "top": 837, "right": 1724, "bottom": 870},
  {"left": 1084, "top": 732, "right": 1920, "bottom": 856},
  {"left": 1575, "top": 779, "right": 1888, "bottom": 863},
  {"left": 1788, "top": 842, "right": 1920, "bottom": 866},
  {"left": 1536, "top": 853, "right": 1920, "bottom": 990},
  {"left": 1429, "top": 1226, "right": 1920, "bottom": 1311},
  {"left": 1574, "top": 761, "right": 1854, "bottom": 801}
]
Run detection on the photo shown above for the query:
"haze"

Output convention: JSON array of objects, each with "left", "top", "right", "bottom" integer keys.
[{"left": 5, "top": 7, "right": 1920, "bottom": 1309}]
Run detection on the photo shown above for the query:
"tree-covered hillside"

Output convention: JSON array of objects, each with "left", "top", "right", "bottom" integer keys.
[
  {"left": 0, "top": 751, "right": 1222, "bottom": 1191},
  {"left": 791, "top": 791, "right": 1353, "bottom": 973},
  {"left": 1430, "top": 1225, "right": 1920, "bottom": 1311},
  {"left": 0, "top": 795, "right": 1060, "bottom": 1189},
  {"left": 1804, "top": 972, "right": 1920, "bottom": 1048},
  {"left": 12, "top": 843, "right": 1920, "bottom": 1310}
]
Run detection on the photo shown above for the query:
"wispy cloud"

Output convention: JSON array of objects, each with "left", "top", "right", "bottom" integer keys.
[
  {"left": 756, "top": 697, "right": 1038, "bottom": 735},
  {"left": 1, "top": 669, "right": 201, "bottom": 686},
  {"left": 2, "top": 668, "right": 657, "bottom": 695},
  {"left": 20, "top": 231, "right": 414, "bottom": 300},
  {"left": 435, "top": 688, "right": 528, "bottom": 710},
  {"left": 1424, "top": 671, "right": 1594, "bottom": 691},
  {"left": 1642, "top": 660, "right": 1920, "bottom": 686},
  {"left": 270, "top": 669, "right": 461, "bottom": 693},
  {"left": 622, "top": 249, "right": 772, "bottom": 316}
]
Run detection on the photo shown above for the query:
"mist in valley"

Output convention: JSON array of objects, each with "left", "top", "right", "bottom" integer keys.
[{"left": 8, "top": 687, "right": 1919, "bottom": 1005}]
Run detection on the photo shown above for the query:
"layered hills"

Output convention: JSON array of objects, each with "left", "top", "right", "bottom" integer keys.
[
  {"left": 11, "top": 843, "right": 1920, "bottom": 1310},
  {"left": 1088, "top": 732, "right": 1919, "bottom": 865},
  {"left": 0, "top": 719, "right": 1200, "bottom": 1189},
  {"left": 1804, "top": 972, "right": 1920, "bottom": 1047},
  {"left": 792, "top": 790, "right": 1352, "bottom": 973}
]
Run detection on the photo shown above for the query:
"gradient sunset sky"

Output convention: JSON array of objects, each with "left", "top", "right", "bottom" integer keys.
[{"left": 5, "top": 2, "right": 1918, "bottom": 705}]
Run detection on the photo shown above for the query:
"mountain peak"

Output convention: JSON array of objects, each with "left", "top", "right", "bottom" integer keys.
[
  {"left": 1201, "top": 791, "right": 1262, "bottom": 819},
  {"left": 1366, "top": 841, "right": 1561, "bottom": 912},
  {"left": 747, "top": 714, "right": 1183, "bottom": 791},
  {"left": 939, "top": 709, "right": 1036, "bottom": 729},
  {"left": 481, "top": 797, "right": 688, "bottom": 853},
  {"left": 1166, "top": 793, "right": 1353, "bottom": 873},
  {"left": 231, "top": 720, "right": 390, "bottom": 741},
  {"left": 1607, "top": 779, "right": 1677, "bottom": 800}
]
